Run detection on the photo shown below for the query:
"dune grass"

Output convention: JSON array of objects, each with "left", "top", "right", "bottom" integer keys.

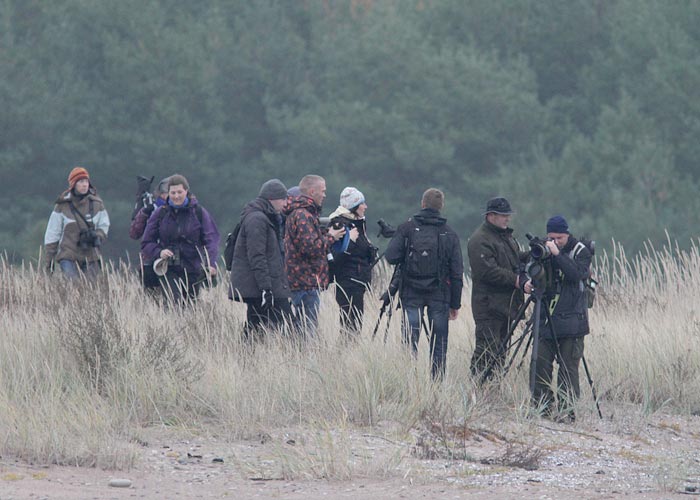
[{"left": 1, "top": 240, "right": 699, "bottom": 471}]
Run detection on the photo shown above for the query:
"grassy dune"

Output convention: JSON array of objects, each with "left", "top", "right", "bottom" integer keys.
[{"left": 1, "top": 242, "right": 699, "bottom": 472}]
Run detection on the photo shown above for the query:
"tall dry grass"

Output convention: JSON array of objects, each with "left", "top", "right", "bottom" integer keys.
[{"left": 1, "top": 240, "right": 699, "bottom": 471}]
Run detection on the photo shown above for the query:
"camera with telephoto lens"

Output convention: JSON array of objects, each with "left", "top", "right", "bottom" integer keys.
[
  {"left": 526, "top": 233, "right": 552, "bottom": 261},
  {"left": 78, "top": 228, "right": 102, "bottom": 249}
]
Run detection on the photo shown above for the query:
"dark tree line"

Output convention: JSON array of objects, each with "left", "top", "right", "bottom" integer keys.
[{"left": 2, "top": 0, "right": 699, "bottom": 263}]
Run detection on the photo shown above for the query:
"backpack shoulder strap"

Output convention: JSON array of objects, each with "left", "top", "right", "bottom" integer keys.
[{"left": 569, "top": 241, "right": 586, "bottom": 260}]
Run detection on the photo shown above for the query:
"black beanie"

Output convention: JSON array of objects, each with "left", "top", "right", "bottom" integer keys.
[{"left": 259, "top": 179, "right": 288, "bottom": 200}]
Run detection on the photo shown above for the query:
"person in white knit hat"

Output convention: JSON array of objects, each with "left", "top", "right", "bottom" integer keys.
[{"left": 328, "top": 187, "right": 377, "bottom": 339}]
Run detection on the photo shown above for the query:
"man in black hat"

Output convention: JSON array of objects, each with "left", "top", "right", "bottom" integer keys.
[{"left": 467, "top": 197, "right": 528, "bottom": 381}]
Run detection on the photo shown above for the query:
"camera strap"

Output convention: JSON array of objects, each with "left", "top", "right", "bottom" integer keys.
[{"left": 69, "top": 198, "right": 95, "bottom": 231}]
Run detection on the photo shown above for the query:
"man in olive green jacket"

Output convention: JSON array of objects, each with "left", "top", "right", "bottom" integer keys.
[{"left": 467, "top": 197, "right": 528, "bottom": 381}]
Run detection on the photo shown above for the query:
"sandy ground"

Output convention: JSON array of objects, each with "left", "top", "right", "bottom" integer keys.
[{"left": 2, "top": 405, "right": 700, "bottom": 499}]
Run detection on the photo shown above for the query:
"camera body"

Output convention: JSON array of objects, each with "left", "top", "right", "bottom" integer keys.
[
  {"left": 526, "top": 233, "right": 552, "bottom": 261},
  {"left": 524, "top": 233, "right": 555, "bottom": 288},
  {"left": 78, "top": 228, "right": 102, "bottom": 249},
  {"left": 168, "top": 247, "right": 182, "bottom": 267},
  {"left": 330, "top": 216, "right": 358, "bottom": 232}
]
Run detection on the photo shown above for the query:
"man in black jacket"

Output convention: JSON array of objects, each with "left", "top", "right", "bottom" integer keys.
[
  {"left": 467, "top": 197, "right": 528, "bottom": 381},
  {"left": 531, "top": 215, "right": 592, "bottom": 421},
  {"left": 230, "top": 179, "right": 292, "bottom": 339},
  {"left": 385, "top": 188, "right": 463, "bottom": 380}
]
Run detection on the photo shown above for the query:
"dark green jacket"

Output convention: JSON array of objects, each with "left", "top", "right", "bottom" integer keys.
[{"left": 467, "top": 221, "right": 526, "bottom": 321}]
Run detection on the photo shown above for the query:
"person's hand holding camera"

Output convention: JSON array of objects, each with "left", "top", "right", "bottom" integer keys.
[
  {"left": 545, "top": 239, "right": 560, "bottom": 256},
  {"left": 328, "top": 225, "right": 346, "bottom": 241},
  {"left": 142, "top": 192, "right": 155, "bottom": 215},
  {"left": 160, "top": 248, "right": 175, "bottom": 260}
]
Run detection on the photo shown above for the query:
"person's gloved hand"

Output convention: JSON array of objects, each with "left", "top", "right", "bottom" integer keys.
[
  {"left": 142, "top": 192, "right": 155, "bottom": 215},
  {"left": 261, "top": 289, "right": 274, "bottom": 310}
]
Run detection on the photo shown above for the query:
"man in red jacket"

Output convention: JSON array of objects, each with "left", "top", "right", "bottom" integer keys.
[{"left": 284, "top": 175, "right": 345, "bottom": 338}]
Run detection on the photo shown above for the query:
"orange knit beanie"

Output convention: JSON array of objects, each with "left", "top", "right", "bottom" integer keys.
[{"left": 68, "top": 167, "right": 90, "bottom": 189}]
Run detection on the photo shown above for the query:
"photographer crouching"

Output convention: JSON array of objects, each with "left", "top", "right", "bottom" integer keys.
[
  {"left": 527, "top": 215, "right": 591, "bottom": 422},
  {"left": 328, "top": 187, "right": 377, "bottom": 340}
]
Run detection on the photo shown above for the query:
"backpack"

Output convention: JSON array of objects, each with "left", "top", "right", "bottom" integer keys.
[
  {"left": 223, "top": 220, "right": 243, "bottom": 272},
  {"left": 570, "top": 238, "right": 597, "bottom": 309},
  {"left": 402, "top": 221, "right": 445, "bottom": 292}
]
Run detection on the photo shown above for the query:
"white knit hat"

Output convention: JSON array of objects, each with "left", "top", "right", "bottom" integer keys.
[{"left": 339, "top": 187, "right": 365, "bottom": 210}]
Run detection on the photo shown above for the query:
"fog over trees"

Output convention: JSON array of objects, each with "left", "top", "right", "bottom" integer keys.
[{"left": 2, "top": 0, "right": 699, "bottom": 263}]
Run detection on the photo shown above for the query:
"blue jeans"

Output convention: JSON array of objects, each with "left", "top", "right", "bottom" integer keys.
[
  {"left": 59, "top": 260, "right": 100, "bottom": 281},
  {"left": 402, "top": 300, "right": 450, "bottom": 380},
  {"left": 291, "top": 289, "right": 321, "bottom": 338}
]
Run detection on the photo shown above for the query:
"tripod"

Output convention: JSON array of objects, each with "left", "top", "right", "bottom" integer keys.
[{"left": 481, "top": 286, "right": 603, "bottom": 419}]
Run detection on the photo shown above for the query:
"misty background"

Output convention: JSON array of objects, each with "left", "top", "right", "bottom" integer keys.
[{"left": 2, "top": 0, "right": 699, "bottom": 265}]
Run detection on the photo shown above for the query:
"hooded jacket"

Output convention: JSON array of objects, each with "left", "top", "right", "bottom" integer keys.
[
  {"left": 467, "top": 220, "right": 527, "bottom": 321},
  {"left": 284, "top": 195, "right": 335, "bottom": 291},
  {"left": 229, "top": 197, "right": 290, "bottom": 300},
  {"left": 384, "top": 208, "right": 463, "bottom": 309},
  {"left": 141, "top": 196, "right": 220, "bottom": 275},
  {"left": 44, "top": 188, "right": 110, "bottom": 266}
]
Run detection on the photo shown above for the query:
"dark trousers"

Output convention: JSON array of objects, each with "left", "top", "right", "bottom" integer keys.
[
  {"left": 470, "top": 318, "right": 510, "bottom": 381},
  {"left": 243, "top": 297, "right": 293, "bottom": 341},
  {"left": 139, "top": 261, "right": 161, "bottom": 290},
  {"left": 402, "top": 299, "right": 450, "bottom": 380},
  {"left": 532, "top": 336, "right": 585, "bottom": 414},
  {"left": 159, "top": 268, "right": 204, "bottom": 305},
  {"left": 335, "top": 283, "right": 366, "bottom": 339}
]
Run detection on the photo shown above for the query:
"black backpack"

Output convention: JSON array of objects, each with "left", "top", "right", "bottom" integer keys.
[{"left": 403, "top": 221, "right": 445, "bottom": 292}]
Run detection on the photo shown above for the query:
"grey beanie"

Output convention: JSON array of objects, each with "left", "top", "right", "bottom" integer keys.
[
  {"left": 155, "top": 176, "right": 171, "bottom": 195},
  {"left": 259, "top": 179, "right": 288, "bottom": 200},
  {"left": 340, "top": 187, "right": 365, "bottom": 210}
]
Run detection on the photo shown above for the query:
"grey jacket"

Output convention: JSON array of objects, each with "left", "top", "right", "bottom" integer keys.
[{"left": 229, "top": 197, "right": 290, "bottom": 301}]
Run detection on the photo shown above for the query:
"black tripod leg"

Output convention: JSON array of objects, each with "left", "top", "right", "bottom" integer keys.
[
  {"left": 372, "top": 305, "right": 386, "bottom": 340},
  {"left": 582, "top": 355, "right": 604, "bottom": 419},
  {"left": 383, "top": 303, "right": 395, "bottom": 344},
  {"left": 480, "top": 295, "right": 534, "bottom": 383},
  {"left": 511, "top": 322, "right": 534, "bottom": 372},
  {"left": 528, "top": 298, "right": 543, "bottom": 396}
]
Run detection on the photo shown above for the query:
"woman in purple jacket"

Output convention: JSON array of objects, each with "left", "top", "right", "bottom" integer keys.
[{"left": 141, "top": 174, "right": 220, "bottom": 304}]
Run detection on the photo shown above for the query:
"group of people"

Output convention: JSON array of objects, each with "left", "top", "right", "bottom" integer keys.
[{"left": 43, "top": 167, "right": 592, "bottom": 422}]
